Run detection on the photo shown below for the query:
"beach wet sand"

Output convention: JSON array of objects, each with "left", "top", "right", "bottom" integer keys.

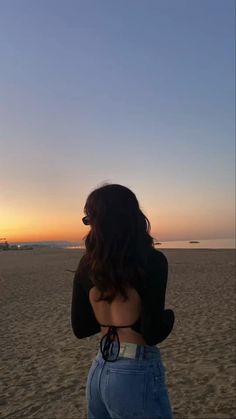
[{"left": 0, "top": 248, "right": 235, "bottom": 419}]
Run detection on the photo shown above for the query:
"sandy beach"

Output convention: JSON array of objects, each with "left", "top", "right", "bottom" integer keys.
[{"left": 0, "top": 248, "right": 235, "bottom": 419}]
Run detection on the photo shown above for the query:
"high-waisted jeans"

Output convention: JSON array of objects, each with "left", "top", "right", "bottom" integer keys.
[{"left": 86, "top": 342, "right": 173, "bottom": 419}]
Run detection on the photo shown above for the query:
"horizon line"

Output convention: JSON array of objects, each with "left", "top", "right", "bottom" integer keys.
[{"left": 6, "top": 237, "right": 236, "bottom": 244}]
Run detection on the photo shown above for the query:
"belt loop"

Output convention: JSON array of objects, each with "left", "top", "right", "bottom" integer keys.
[
  {"left": 136, "top": 345, "right": 145, "bottom": 360},
  {"left": 141, "top": 345, "right": 145, "bottom": 360}
]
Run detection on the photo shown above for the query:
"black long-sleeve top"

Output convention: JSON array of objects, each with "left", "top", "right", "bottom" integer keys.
[{"left": 71, "top": 248, "right": 175, "bottom": 346}]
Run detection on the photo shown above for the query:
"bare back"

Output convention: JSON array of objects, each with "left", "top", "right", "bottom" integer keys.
[{"left": 89, "top": 287, "right": 146, "bottom": 344}]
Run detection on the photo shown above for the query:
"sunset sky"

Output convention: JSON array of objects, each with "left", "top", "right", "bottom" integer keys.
[{"left": 0, "top": 0, "right": 235, "bottom": 243}]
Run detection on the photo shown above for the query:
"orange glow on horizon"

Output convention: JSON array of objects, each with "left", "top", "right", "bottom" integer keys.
[
  {"left": 0, "top": 208, "right": 88, "bottom": 243},
  {"left": 4, "top": 227, "right": 87, "bottom": 243},
  {"left": 1, "top": 204, "right": 234, "bottom": 243},
  {"left": 4, "top": 223, "right": 233, "bottom": 244}
]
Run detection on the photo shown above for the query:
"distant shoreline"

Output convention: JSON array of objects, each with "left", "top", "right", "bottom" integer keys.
[{"left": 4, "top": 237, "right": 235, "bottom": 251}]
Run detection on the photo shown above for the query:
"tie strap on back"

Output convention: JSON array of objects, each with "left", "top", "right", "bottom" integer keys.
[{"left": 99, "top": 324, "right": 135, "bottom": 362}]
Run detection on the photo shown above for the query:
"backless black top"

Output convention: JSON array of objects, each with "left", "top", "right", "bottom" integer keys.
[{"left": 71, "top": 248, "right": 175, "bottom": 354}]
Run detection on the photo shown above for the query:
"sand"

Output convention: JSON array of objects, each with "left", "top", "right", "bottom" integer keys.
[{"left": 0, "top": 248, "right": 235, "bottom": 419}]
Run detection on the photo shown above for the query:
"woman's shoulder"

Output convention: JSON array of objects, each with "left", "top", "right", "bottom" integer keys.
[{"left": 147, "top": 248, "right": 168, "bottom": 269}]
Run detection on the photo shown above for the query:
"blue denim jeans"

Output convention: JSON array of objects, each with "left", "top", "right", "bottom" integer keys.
[{"left": 86, "top": 343, "right": 173, "bottom": 419}]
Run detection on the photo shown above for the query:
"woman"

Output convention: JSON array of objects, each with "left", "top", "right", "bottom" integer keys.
[{"left": 71, "top": 184, "right": 175, "bottom": 419}]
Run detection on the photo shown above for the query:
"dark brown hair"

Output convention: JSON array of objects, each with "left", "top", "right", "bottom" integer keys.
[{"left": 79, "top": 184, "right": 154, "bottom": 302}]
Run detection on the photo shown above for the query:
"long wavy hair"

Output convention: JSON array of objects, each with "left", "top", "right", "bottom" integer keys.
[{"left": 78, "top": 184, "right": 154, "bottom": 302}]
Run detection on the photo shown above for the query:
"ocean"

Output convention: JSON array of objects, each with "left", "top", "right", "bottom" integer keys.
[{"left": 65, "top": 238, "right": 235, "bottom": 250}]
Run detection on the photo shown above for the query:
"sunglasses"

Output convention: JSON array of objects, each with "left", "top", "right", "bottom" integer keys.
[{"left": 82, "top": 216, "right": 90, "bottom": 225}]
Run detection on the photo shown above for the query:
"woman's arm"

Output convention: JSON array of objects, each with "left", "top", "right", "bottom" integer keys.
[
  {"left": 71, "top": 269, "right": 100, "bottom": 339},
  {"left": 133, "top": 250, "right": 175, "bottom": 345}
]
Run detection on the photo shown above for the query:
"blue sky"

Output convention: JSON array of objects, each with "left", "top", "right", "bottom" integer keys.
[{"left": 0, "top": 0, "right": 235, "bottom": 241}]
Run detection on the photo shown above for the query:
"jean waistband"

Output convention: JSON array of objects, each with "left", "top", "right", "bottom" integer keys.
[{"left": 96, "top": 341, "right": 161, "bottom": 362}]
